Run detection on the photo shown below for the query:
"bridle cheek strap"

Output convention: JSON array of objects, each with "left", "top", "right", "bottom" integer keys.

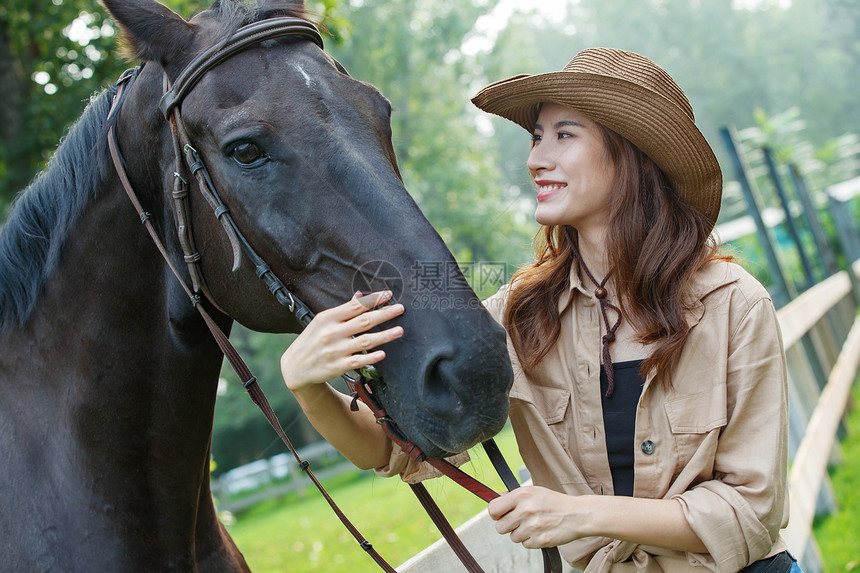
[{"left": 168, "top": 104, "right": 243, "bottom": 285}]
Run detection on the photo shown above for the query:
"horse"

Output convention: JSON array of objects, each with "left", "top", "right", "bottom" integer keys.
[{"left": 0, "top": 0, "right": 513, "bottom": 569}]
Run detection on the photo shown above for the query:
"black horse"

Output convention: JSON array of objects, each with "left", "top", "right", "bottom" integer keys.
[{"left": 0, "top": 0, "right": 512, "bottom": 569}]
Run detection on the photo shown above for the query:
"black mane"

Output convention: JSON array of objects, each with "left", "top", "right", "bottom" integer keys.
[
  {"left": 209, "top": 0, "right": 311, "bottom": 36},
  {"left": 0, "top": 86, "right": 117, "bottom": 332}
]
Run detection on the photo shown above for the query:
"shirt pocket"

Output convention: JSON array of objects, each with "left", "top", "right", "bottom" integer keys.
[
  {"left": 663, "top": 386, "right": 727, "bottom": 468},
  {"left": 510, "top": 384, "right": 571, "bottom": 452}
]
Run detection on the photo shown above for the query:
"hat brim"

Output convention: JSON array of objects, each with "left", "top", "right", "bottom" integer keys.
[{"left": 472, "top": 71, "right": 722, "bottom": 228}]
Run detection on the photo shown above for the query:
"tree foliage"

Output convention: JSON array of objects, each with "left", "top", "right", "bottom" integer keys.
[
  {"left": 0, "top": 0, "right": 125, "bottom": 211},
  {"left": 325, "top": 0, "right": 534, "bottom": 279},
  {"left": 0, "top": 0, "right": 339, "bottom": 214}
]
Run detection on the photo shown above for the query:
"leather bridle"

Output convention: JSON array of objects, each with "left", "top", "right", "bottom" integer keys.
[{"left": 105, "top": 16, "right": 561, "bottom": 573}]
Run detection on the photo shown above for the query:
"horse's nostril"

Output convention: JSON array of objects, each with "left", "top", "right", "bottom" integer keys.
[{"left": 422, "top": 355, "right": 463, "bottom": 416}]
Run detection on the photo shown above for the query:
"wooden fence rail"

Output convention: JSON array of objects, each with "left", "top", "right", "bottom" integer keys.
[{"left": 780, "top": 260, "right": 860, "bottom": 565}]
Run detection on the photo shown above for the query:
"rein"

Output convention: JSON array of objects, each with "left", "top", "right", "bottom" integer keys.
[{"left": 106, "top": 17, "right": 561, "bottom": 573}]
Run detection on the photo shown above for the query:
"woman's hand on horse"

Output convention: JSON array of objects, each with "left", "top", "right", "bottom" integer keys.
[{"left": 281, "top": 290, "right": 405, "bottom": 392}]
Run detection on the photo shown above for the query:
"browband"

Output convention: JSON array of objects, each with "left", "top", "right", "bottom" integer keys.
[{"left": 159, "top": 17, "right": 324, "bottom": 117}]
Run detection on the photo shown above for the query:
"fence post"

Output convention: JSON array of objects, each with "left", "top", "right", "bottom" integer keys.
[
  {"left": 826, "top": 190, "right": 860, "bottom": 305},
  {"left": 720, "top": 127, "right": 793, "bottom": 307},
  {"left": 789, "top": 164, "right": 838, "bottom": 277},
  {"left": 758, "top": 149, "right": 844, "bottom": 381},
  {"left": 762, "top": 147, "right": 817, "bottom": 289},
  {"left": 789, "top": 164, "right": 856, "bottom": 346}
]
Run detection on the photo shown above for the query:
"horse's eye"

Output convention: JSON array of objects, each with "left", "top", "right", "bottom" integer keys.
[{"left": 230, "top": 142, "right": 267, "bottom": 166}]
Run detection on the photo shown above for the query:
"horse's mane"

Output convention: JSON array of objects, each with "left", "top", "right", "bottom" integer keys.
[
  {"left": 209, "top": 0, "right": 310, "bottom": 36},
  {"left": 0, "top": 86, "right": 117, "bottom": 332}
]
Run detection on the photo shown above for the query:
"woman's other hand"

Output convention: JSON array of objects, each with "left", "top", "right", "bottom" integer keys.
[
  {"left": 488, "top": 486, "right": 583, "bottom": 549},
  {"left": 488, "top": 485, "right": 708, "bottom": 554}
]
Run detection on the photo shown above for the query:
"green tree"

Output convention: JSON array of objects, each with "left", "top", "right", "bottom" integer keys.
[
  {"left": 0, "top": 0, "right": 124, "bottom": 212},
  {"left": 326, "top": 0, "right": 535, "bottom": 285}
]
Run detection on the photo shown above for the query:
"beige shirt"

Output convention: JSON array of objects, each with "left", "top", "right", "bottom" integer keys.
[{"left": 482, "top": 260, "right": 789, "bottom": 573}]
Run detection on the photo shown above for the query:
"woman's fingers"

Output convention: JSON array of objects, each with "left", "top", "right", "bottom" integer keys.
[
  {"left": 488, "top": 490, "right": 519, "bottom": 521},
  {"left": 324, "top": 290, "right": 394, "bottom": 322},
  {"left": 346, "top": 301, "right": 405, "bottom": 338},
  {"left": 350, "top": 323, "right": 404, "bottom": 353},
  {"left": 299, "top": 324, "right": 403, "bottom": 386},
  {"left": 487, "top": 487, "right": 582, "bottom": 549},
  {"left": 314, "top": 291, "right": 403, "bottom": 336}
]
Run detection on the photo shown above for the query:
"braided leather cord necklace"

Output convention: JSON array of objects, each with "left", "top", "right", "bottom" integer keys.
[{"left": 567, "top": 229, "right": 622, "bottom": 397}]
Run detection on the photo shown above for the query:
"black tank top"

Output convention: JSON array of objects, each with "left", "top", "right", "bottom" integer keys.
[{"left": 600, "top": 360, "right": 644, "bottom": 497}]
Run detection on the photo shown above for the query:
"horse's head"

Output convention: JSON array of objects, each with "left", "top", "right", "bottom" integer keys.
[{"left": 103, "top": 0, "right": 512, "bottom": 458}]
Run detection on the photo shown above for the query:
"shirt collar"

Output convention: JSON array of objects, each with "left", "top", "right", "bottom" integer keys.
[
  {"left": 557, "top": 262, "right": 591, "bottom": 314},
  {"left": 556, "top": 259, "right": 740, "bottom": 326},
  {"left": 683, "top": 259, "right": 741, "bottom": 328}
]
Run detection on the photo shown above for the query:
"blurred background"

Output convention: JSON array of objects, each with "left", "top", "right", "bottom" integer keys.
[{"left": 2, "top": 0, "right": 858, "bottom": 570}]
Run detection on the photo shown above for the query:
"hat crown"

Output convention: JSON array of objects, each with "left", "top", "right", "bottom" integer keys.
[{"left": 563, "top": 48, "right": 694, "bottom": 121}]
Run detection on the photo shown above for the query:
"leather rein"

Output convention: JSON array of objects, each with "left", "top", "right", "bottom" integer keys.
[{"left": 105, "top": 17, "right": 561, "bottom": 573}]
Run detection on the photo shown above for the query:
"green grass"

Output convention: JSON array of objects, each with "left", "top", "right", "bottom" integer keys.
[
  {"left": 812, "top": 378, "right": 860, "bottom": 572},
  {"left": 224, "top": 425, "right": 523, "bottom": 572}
]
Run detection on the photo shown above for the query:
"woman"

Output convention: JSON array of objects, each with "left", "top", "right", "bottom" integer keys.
[{"left": 281, "top": 48, "right": 794, "bottom": 572}]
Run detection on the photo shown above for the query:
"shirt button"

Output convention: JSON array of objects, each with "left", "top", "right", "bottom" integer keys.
[{"left": 641, "top": 440, "right": 656, "bottom": 455}]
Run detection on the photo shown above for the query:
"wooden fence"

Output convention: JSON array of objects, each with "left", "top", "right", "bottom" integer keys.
[
  {"left": 778, "top": 260, "right": 860, "bottom": 569},
  {"left": 211, "top": 441, "right": 360, "bottom": 514}
]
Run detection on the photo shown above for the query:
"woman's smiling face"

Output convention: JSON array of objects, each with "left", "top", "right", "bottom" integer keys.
[{"left": 527, "top": 103, "right": 616, "bottom": 237}]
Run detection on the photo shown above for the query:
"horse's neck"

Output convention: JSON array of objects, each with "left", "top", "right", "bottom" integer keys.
[
  {"left": 24, "top": 180, "right": 224, "bottom": 384},
  {"left": 1, "top": 178, "right": 227, "bottom": 534}
]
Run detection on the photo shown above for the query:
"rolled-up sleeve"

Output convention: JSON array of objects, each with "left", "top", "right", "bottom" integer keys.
[
  {"left": 675, "top": 296, "right": 789, "bottom": 571},
  {"left": 375, "top": 447, "right": 471, "bottom": 484}
]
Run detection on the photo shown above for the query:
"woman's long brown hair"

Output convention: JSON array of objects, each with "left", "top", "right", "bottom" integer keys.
[{"left": 504, "top": 124, "right": 726, "bottom": 384}]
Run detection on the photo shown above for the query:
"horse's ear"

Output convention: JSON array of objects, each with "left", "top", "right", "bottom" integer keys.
[{"left": 101, "top": 0, "right": 194, "bottom": 70}]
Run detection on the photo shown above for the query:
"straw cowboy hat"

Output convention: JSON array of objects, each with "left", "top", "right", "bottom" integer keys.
[{"left": 471, "top": 47, "right": 722, "bottom": 228}]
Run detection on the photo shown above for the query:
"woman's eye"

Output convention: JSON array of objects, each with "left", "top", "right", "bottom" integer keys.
[
  {"left": 531, "top": 133, "right": 543, "bottom": 144},
  {"left": 230, "top": 142, "right": 267, "bottom": 166}
]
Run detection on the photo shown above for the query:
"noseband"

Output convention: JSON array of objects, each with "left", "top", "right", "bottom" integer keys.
[{"left": 106, "top": 17, "right": 560, "bottom": 573}]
